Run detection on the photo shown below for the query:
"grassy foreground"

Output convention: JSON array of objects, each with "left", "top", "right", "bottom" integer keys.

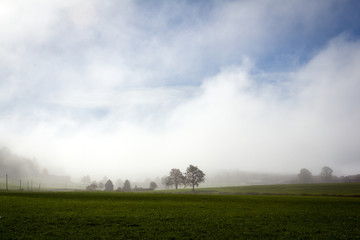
[
  {"left": 0, "top": 189, "right": 360, "bottom": 239},
  {"left": 172, "top": 182, "right": 360, "bottom": 196}
]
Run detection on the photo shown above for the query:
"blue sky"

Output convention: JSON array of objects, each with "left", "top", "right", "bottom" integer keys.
[{"left": 0, "top": 0, "right": 360, "bottom": 180}]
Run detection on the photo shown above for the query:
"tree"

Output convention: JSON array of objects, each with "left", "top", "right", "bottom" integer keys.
[
  {"left": 320, "top": 166, "right": 333, "bottom": 182},
  {"left": 98, "top": 182, "right": 105, "bottom": 188},
  {"left": 102, "top": 176, "right": 109, "bottom": 184},
  {"left": 161, "top": 176, "right": 171, "bottom": 189},
  {"left": 81, "top": 175, "right": 91, "bottom": 185},
  {"left": 181, "top": 174, "right": 187, "bottom": 188},
  {"left": 86, "top": 183, "right": 97, "bottom": 191},
  {"left": 105, "top": 179, "right": 114, "bottom": 191},
  {"left": 115, "top": 179, "right": 123, "bottom": 189},
  {"left": 123, "top": 179, "right": 131, "bottom": 191},
  {"left": 185, "top": 165, "right": 205, "bottom": 191},
  {"left": 298, "top": 168, "right": 312, "bottom": 183},
  {"left": 168, "top": 168, "right": 185, "bottom": 189},
  {"left": 149, "top": 181, "right": 158, "bottom": 190},
  {"left": 96, "top": 176, "right": 108, "bottom": 189},
  {"left": 42, "top": 168, "right": 49, "bottom": 175}
]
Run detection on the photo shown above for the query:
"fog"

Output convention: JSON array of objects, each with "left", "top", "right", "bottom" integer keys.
[{"left": 0, "top": 1, "right": 360, "bottom": 183}]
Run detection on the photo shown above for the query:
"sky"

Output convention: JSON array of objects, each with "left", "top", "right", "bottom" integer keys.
[{"left": 1, "top": 0, "right": 360, "bottom": 181}]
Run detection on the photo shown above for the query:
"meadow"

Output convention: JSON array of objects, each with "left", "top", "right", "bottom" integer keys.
[
  {"left": 0, "top": 183, "right": 359, "bottom": 239},
  {"left": 168, "top": 182, "right": 360, "bottom": 196}
]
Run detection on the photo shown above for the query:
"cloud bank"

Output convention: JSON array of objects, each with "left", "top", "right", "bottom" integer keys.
[{"left": 0, "top": 0, "right": 359, "bottom": 179}]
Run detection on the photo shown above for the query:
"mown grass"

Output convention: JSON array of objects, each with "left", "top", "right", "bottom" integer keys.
[{"left": 0, "top": 189, "right": 360, "bottom": 239}]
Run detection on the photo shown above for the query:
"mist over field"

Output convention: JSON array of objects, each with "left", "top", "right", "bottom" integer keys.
[{"left": 1, "top": 0, "right": 360, "bottom": 183}]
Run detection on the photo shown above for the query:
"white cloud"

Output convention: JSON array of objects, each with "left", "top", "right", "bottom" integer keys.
[
  {"left": 2, "top": 37, "right": 360, "bottom": 179},
  {"left": 0, "top": 1, "right": 359, "bottom": 180}
]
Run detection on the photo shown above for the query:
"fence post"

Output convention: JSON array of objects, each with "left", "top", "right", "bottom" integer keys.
[
  {"left": 6, "top": 174, "right": 8, "bottom": 191},
  {"left": 20, "top": 180, "right": 22, "bottom": 191}
]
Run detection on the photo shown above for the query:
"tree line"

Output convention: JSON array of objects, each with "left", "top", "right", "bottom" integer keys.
[
  {"left": 84, "top": 178, "right": 158, "bottom": 192},
  {"left": 297, "top": 166, "right": 360, "bottom": 183},
  {"left": 83, "top": 164, "right": 206, "bottom": 192},
  {"left": 297, "top": 166, "right": 334, "bottom": 183}
]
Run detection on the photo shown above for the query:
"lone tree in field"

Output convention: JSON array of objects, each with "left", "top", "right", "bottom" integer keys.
[
  {"left": 105, "top": 179, "right": 114, "bottom": 191},
  {"left": 320, "top": 166, "right": 333, "bottom": 182},
  {"left": 185, "top": 165, "right": 205, "bottom": 191},
  {"left": 149, "top": 181, "right": 158, "bottom": 190},
  {"left": 298, "top": 168, "right": 313, "bottom": 183},
  {"left": 123, "top": 179, "right": 131, "bottom": 191},
  {"left": 168, "top": 168, "right": 185, "bottom": 189}
]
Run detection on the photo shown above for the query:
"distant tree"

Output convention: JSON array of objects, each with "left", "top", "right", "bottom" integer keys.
[
  {"left": 343, "top": 174, "right": 360, "bottom": 183},
  {"left": 98, "top": 182, "right": 105, "bottom": 188},
  {"left": 115, "top": 179, "right": 123, "bottom": 189},
  {"left": 86, "top": 183, "right": 97, "bottom": 191},
  {"left": 298, "top": 168, "right": 312, "bottom": 183},
  {"left": 168, "top": 168, "right": 185, "bottom": 189},
  {"left": 161, "top": 176, "right": 170, "bottom": 189},
  {"left": 42, "top": 168, "right": 49, "bottom": 175},
  {"left": 149, "top": 181, "right": 158, "bottom": 190},
  {"left": 102, "top": 176, "right": 109, "bottom": 184},
  {"left": 181, "top": 174, "right": 188, "bottom": 188},
  {"left": 105, "top": 179, "right": 114, "bottom": 191},
  {"left": 185, "top": 165, "right": 205, "bottom": 191},
  {"left": 81, "top": 175, "right": 91, "bottom": 185},
  {"left": 123, "top": 179, "right": 131, "bottom": 191},
  {"left": 96, "top": 176, "right": 108, "bottom": 189},
  {"left": 320, "top": 166, "right": 333, "bottom": 182},
  {"left": 0, "top": 147, "right": 40, "bottom": 178}
]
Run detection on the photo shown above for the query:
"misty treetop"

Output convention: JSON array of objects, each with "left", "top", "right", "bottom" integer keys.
[
  {"left": 0, "top": 147, "right": 39, "bottom": 178},
  {"left": 149, "top": 181, "right": 157, "bottom": 190},
  {"left": 320, "top": 166, "right": 333, "bottom": 182},
  {"left": 86, "top": 183, "right": 97, "bottom": 191},
  {"left": 298, "top": 168, "right": 313, "bottom": 184},
  {"left": 80, "top": 175, "right": 91, "bottom": 185}
]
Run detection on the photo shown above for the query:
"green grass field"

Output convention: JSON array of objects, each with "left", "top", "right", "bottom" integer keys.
[
  {"left": 0, "top": 183, "right": 359, "bottom": 239},
  {"left": 172, "top": 182, "right": 360, "bottom": 196}
]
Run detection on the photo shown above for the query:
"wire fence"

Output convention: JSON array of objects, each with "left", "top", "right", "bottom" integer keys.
[{"left": 0, "top": 174, "right": 86, "bottom": 192}]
